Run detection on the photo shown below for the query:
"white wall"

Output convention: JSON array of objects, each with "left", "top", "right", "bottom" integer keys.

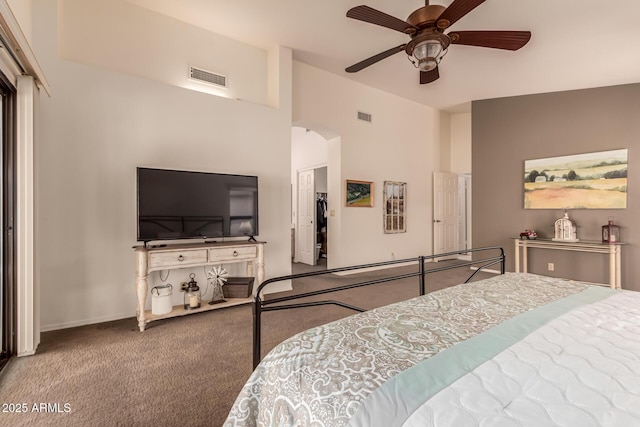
[
  {"left": 32, "top": 0, "right": 292, "bottom": 330},
  {"left": 439, "top": 113, "right": 451, "bottom": 171},
  {"left": 291, "top": 127, "right": 329, "bottom": 178},
  {"left": 27, "top": 0, "right": 463, "bottom": 331},
  {"left": 59, "top": 0, "right": 268, "bottom": 105},
  {"left": 7, "top": 0, "right": 32, "bottom": 44},
  {"left": 293, "top": 61, "right": 441, "bottom": 268},
  {"left": 315, "top": 167, "right": 327, "bottom": 193},
  {"left": 450, "top": 113, "right": 472, "bottom": 173}
]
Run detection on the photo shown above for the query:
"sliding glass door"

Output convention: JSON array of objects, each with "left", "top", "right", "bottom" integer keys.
[{"left": 0, "top": 78, "right": 15, "bottom": 371}]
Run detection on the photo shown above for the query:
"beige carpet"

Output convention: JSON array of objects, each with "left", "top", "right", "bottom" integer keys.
[{"left": 0, "top": 261, "right": 493, "bottom": 427}]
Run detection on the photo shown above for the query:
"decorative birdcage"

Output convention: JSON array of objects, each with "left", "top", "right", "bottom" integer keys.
[{"left": 553, "top": 211, "right": 578, "bottom": 242}]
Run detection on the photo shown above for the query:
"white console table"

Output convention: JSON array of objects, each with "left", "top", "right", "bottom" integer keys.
[
  {"left": 134, "top": 241, "right": 265, "bottom": 331},
  {"left": 514, "top": 238, "right": 622, "bottom": 289}
]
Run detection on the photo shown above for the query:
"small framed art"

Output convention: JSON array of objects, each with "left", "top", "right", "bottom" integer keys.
[{"left": 345, "top": 180, "right": 374, "bottom": 207}]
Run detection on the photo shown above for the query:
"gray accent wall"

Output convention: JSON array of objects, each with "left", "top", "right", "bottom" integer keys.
[{"left": 472, "top": 83, "right": 639, "bottom": 290}]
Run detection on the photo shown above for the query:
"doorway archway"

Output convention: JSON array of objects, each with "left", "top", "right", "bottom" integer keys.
[{"left": 291, "top": 122, "right": 340, "bottom": 270}]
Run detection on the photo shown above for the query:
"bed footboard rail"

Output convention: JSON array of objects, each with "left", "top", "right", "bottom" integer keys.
[{"left": 252, "top": 246, "right": 504, "bottom": 368}]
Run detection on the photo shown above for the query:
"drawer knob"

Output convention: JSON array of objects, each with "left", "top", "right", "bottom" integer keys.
[
  {"left": 178, "top": 255, "right": 184, "bottom": 261},
  {"left": 233, "top": 251, "right": 238, "bottom": 257}
]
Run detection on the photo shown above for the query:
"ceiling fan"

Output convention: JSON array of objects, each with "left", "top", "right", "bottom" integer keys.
[{"left": 345, "top": 0, "right": 531, "bottom": 84}]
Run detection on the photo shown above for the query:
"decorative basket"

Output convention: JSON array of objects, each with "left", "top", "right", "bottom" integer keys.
[{"left": 222, "top": 277, "right": 255, "bottom": 299}]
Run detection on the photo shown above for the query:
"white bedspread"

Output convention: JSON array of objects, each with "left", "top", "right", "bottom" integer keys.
[
  {"left": 225, "top": 273, "right": 602, "bottom": 426},
  {"left": 353, "top": 289, "right": 640, "bottom": 427}
]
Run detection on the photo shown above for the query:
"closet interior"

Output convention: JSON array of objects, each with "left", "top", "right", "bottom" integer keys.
[{"left": 316, "top": 192, "right": 327, "bottom": 260}]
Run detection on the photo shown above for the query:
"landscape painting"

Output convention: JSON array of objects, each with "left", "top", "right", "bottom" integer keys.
[
  {"left": 345, "top": 180, "right": 373, "bottom": 207},
  {"left": 524, "top": 149, "right": 628, "bottom": 209}
]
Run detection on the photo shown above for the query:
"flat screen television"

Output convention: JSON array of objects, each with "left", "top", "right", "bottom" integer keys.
[{"left": 137, "top": 167, "right": 258, "bottom": 242}]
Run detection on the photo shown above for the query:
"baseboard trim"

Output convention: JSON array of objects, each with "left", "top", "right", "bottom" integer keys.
[
  {"left": 41, "top": 312, "right": 134, "bottom": 332},
  {"left": 334, "top": 258, "right": 501, "bottom": 277},
  {"left": 261, "top": 279, "right": 292, "bottom": 294},
  {"left": 41, "top": 265, "right": 502, "bottom": 332},
  {"left": 470, "top": 266, "right": 502, "bottom": 275},
  {"left": 41, "top": 281, "right": 292, "bottom": 332},
  {"left": 334, "top": 260, "right": 431, "bottom": 276}
]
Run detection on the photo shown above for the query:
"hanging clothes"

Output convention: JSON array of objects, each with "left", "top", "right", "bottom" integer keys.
[
  {"left": 316, "top": 193, "right": 327, "bottom": 232},
  {"left": 316, "top": 193, "right": 328, "bottom": 259}
]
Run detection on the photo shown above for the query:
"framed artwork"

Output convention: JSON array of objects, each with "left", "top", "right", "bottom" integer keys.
[
  {"left": 524, "top": 149, "right": 628, "bottom": 209},
  {"left": 345, "top": 180, "right": 374, "bottom": 207},
  {"left": 383, "top": 181, "right": 406, "bottom": 233}
]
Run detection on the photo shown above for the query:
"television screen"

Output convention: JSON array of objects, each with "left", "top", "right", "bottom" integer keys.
[{"left": 137, "top": 167, "right": 258, "bottom": 242}]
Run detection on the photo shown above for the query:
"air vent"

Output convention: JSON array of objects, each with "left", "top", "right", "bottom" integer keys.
[
  {"left": 189, "top": 66, "right": 227, "bottom": 88},
  {"left": 357, "top": 111, "right": 372, "bottom": 123}
]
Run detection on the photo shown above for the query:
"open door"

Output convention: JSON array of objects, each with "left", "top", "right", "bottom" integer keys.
[
  {"left": 296, "top": 168, "right": 316, "bottom": 265},
  {"left": 433, "top": 172, "right": 459, "bottom": 257}
]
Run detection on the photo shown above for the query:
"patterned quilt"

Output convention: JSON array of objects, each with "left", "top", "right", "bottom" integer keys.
[{"left": 224, "top": 273, "right": 596, "bottom": 426}]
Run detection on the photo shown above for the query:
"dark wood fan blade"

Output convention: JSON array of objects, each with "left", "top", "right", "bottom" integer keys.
[
  {"left": 449, "top": 31, "right": 531, "bottom": 50},
  {"left": 345, "top": 44, "right": 406, "bottom": 73},
  {"left": 347, "top": 5, "right": 418, "bottom": 34},
  {"left": 420, "top": 67, "right": 439, "bottom": 84},
  {"left": 436, "top": 0, "right": 486, "bottom": 29}
]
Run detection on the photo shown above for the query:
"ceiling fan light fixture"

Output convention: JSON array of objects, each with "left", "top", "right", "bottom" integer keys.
[
  {"left": 410, "top": 39, "right": 445, "bottom": 71},
  {"left": 406, "top": 32, "right": 450, "bottom": 72}
]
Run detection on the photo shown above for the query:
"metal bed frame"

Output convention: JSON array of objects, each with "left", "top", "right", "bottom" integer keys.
[{"left": 252, "top": 246, "right": 505, "bottom": 368}]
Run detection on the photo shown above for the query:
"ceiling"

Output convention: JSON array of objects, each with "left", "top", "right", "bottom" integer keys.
[{"left": 125, "top": 0, "right": 640, "bottom": 113}]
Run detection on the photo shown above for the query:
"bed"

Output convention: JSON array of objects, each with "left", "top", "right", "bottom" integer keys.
[{"left": 224, "top": 249, "right": 640, "bottom": 426}]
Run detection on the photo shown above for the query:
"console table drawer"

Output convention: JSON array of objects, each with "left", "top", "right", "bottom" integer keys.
[
  {"left": 148, "top": 249, "right": 208, "bottom": 269},
  {"left": 209, "top": 246, "right": 257, "bottom": 262}
]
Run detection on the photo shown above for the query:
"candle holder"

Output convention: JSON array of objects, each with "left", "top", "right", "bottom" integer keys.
[
  {"left": 183, "top": 273, "right": 201, "bottom": 310},
  {"left": 602, "top": 217, "right": 620, "bottom": 243}
]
